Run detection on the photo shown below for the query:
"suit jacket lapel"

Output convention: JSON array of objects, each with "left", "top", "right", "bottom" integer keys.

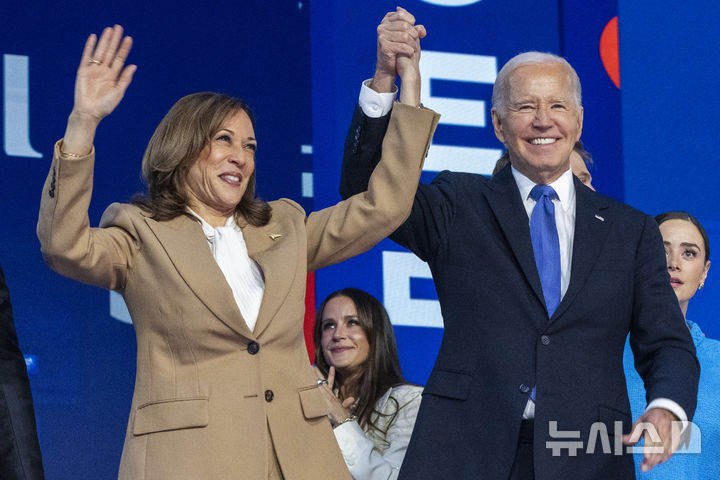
[
  {"left": 484, "top": 167, "right": 547, "bottom": 326},
  {"left": 243, "top": 217, "right": 296, "bottom": 339},
  {"left": 550, "top": 178, "right": 611, "bottom": 322},
  {"left": 144, "top": 214, "right": 255, "bottom": 339}
]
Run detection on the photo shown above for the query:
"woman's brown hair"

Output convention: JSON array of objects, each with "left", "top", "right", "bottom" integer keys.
[
  {"left": 314, "top": 288, "right": 410, "bottom": 442},
  {"left": 132, "top": 92, "right": 271, "bottom": 226}
]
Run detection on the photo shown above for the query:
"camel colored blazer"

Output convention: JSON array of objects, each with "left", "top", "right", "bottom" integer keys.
[{"left": 37, "top": 103, "right": 439, "bottom": 480}]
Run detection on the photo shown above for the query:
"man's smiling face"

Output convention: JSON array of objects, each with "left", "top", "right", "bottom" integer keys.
[{"left": 492, "top": 62, "right": 583, "bottom": 185}]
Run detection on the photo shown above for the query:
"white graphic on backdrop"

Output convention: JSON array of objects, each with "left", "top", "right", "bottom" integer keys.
[
  {"left": 380, "top": 51, "right": 500, "bottom": 328},
  {"left": 110, "top": 291, "right": 132, "bottom": 324},
  {"left": 301, "top": 144, "right": 313, "bottom": 198},
  {"left": 419, "top": 51, "right": 501, "bottom": 175},
  {"left": 383, "top": 251, "right": 443, "bottom": 328},
  {"left": 421, "top": 0, "right": 482, "bottom": 6},
  {"left": 3, "top": 55, "right": 42, "bottom": 158}
]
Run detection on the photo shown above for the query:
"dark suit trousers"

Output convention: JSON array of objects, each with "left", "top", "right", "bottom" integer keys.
[
  {"left": 0, "top": 265, "right": 44, "bottom": 480},
  {"left": 509, "top": 420, "right": 534, "bottom": 480}
]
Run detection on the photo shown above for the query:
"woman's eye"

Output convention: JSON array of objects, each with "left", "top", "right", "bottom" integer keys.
[
  {"left": 683, "top": 249, "right": 698, "bottom": 258},
  {"left": 322, "top": 322, "right": 335, "bottom": 331},
  {"left": 347, "top": 319, "right": 360, "bottom": 327},
  {"left": 216, "top": 134, "right": 231, "bottom": 143},
  {"left": 244, "top": 143, "right": 257, "bottom": 152}
]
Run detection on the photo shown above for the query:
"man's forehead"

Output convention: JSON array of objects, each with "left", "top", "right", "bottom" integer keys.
[
  {"left": 505, "top": 64, "right": 576, "bottom": 98},
  {"left": 508, "top": 63, "right": 571, "bottom": 84},
  {"left": 508, "top": 93, "right": 574, "bottom": 103}
]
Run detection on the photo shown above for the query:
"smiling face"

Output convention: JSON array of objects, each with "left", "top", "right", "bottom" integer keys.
[
  {"left": 185, "top": 109, "right": 257, "bottom": 226},
  {"left": 659, "top": 219, "right": 710, "bottom": 317},
  {"left": 320, "top": 295, "right": 370, "bottom": 377},
  {"left": 492, "top": 62, "right": 583, "bottom": 185}
]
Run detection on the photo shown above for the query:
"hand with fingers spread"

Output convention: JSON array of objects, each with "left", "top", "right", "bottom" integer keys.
[
  {"left": 63, "top": 25, "right": 136, "bottom": 156},
  {"left": 371, "top": 6, "right": 426, "bottom": 98}
]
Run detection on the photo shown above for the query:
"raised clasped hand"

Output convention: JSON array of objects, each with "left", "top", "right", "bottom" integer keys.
[
  {"left": 72, "top": 24, "right": 136, "bottom": 124},
  {"left": 372, "top": 6, "right": 426, "bottom": 95}
]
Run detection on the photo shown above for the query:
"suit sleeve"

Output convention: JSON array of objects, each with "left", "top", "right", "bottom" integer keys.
[
  {"left": 628, "top": 214, "right": 700, "bottom": 419},
  {"left": 333, "top": 387, "right": 422, "bottom": 480},
  {"left": 305, "top": 103, "right": 439, "bottom": 271},
  {"left": 339, "top": 105, "right": 392, "bottom": 200},
  {"left": 339, "top": 104, "right": 460, "bottom": 262},
  {"left": 37, "top": 141, "right": 139, "bottom": 291}
]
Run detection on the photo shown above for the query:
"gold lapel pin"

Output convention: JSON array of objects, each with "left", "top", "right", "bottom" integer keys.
[{"left": 269, "top": 234, "right": 283, "bottom": 240}]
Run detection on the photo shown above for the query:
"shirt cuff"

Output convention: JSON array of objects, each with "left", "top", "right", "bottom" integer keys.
[
  {"left": 645, "top": 398, "right": 687, "bottom": 422},
  {"left": 333, "top": 419, "right": 368, "bottom": 468},
  {"left": 359, "top": 79, "right": 397, "bottom": 118},
  {"left": 646, "top": 397, "right": 690, "bottom": 441}
]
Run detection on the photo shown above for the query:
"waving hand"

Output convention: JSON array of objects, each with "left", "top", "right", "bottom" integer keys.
[{"left": 62, "top": 25, "right": 136, "bottom": 156}]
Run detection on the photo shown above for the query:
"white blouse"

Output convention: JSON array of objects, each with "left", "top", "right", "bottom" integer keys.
[
  {"left": 333, "top": 384, "right": 423, "bottom": 480},
  {"left": 191, "top": 211, "right": 265, "bottom": 332}
]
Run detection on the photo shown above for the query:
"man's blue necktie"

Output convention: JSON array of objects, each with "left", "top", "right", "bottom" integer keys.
[{"left": 528, "top": 185, "right": 561, "bottom": 402}]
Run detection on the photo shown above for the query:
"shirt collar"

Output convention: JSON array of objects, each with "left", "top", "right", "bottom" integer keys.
[
  {"left": 511, "top": 165, "right": 575, "bottom": 213},
  {"left": 187, "top": 208, "right": 237, "bottom": 241}
]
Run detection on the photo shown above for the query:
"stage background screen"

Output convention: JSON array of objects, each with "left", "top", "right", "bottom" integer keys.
[{"left": 0, "top": 0, "right": 717, "bottom": 477}]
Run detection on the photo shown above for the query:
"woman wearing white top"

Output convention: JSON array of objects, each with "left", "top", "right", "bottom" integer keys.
[{"left": 314, "top": 288, "right": 422, "bottom": 480}]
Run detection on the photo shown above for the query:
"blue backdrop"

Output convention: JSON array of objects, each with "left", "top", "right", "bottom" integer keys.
[
  {"left": 312, "top": 0, "right": 626, "bottom": 386},
  {"left": 1, "top": 0, "right": 716, "bottom": 477},
  {"left": 1, "top": 1, "right": 313, "bottom": 477}
]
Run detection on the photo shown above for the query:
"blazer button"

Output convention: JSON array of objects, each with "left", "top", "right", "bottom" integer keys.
[
  {"left": 247, "top": 341, "right": 260, "bottom": 355},
  {"left": 519, "top": 384, "right": 530, "bottom": 393},
  {"left": 541, "top": 335, "right": 551, "bottom": 345},
  {"left": 265, "top": 390, "right": 274, "bottom": 402}
]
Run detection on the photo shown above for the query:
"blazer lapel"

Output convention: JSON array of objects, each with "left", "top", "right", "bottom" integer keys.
[
  {"left": 550, "top": 178, "right": 611, "bottom": 322},
  {"left": 144, "top": 214, "right": 255, "bottom": 339},
  {"left": 242, "top": 218, "right": 297, "bottom": 339},
  {"left": 484, "top": 167, "right": 547, "bottom": 325}
]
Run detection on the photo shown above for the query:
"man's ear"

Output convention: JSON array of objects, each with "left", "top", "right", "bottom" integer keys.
[
  {"left": 575, "top": 106, "right": 584, "bottom": 142},
  {"left": 491, "top": 108, "right": 505, "bottom": 143}
]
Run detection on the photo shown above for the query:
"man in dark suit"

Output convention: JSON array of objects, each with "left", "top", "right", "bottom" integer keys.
[
  {"left": 338, "top": 8, "right": 699, "bottom": 479},
  {"left": 1, "top": 265, "right": 45, "bottom": 479}
]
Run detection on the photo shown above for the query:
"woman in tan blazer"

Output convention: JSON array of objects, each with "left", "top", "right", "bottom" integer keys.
[{"left": 37, "top": 26, "right": 437, "bottom": 479}]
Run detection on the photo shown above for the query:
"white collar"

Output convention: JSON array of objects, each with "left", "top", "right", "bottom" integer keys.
[
  {"left": 511, "top": 166, "right": 575, "bottom": 213},
  {"left": 187, "top": 208, "right": 238, "bottom": 241}
]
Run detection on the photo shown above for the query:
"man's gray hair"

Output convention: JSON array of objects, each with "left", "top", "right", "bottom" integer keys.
[{"left": 492, "top": 52, "right": 582, "bottom": 115}]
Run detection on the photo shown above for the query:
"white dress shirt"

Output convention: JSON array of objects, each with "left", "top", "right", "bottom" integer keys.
[
  {"left": 190, "top": 210, "right": 265, "bottom": 332},
  {"left": 356, "top": 82, "right": 687, "bottom": 424},
  {"left": 512, "top": 166, "right": 575, "bottom": 299}
]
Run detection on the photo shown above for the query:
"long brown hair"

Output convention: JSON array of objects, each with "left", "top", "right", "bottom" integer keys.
[
  {"left": 314, "top": 288, "right": 408, "bottom": 440},
  {"left": 132, "top": 92, "right": 271, "bottom": 226}
]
